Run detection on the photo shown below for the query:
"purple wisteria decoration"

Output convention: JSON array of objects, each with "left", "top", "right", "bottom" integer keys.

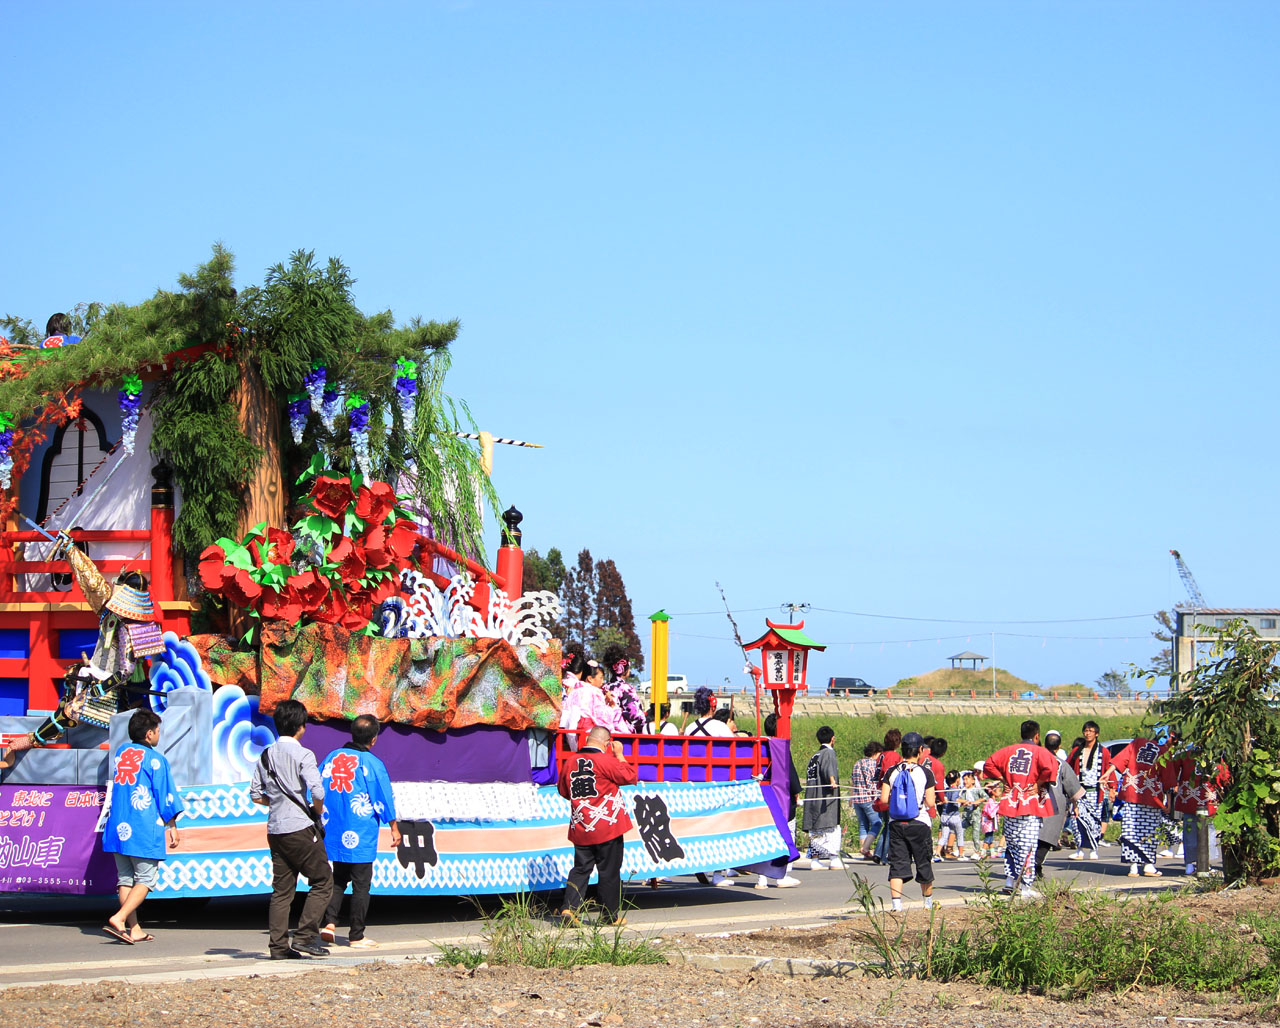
[
  {"left": 303, "top": 364, "right": 326, "bottom": 417},
  {"left": 321, "top": 388, "right": 341, "bottom": 432},
  {"left": 118, "top": 374, "right": 143, "bottom": 456},
  {"left": 345, "top": 393, "right": 371, "bottom": 476},
  {"left": 0, "top": 412, "right": 14, "bottom": 491},
  {"left": 394, "top": 357, "right": 418, "bottom": 430},
  {"left": 287, "top": 393, "right": 309, "bottom": 445}
]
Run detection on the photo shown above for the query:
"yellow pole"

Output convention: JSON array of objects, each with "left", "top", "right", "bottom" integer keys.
[{"left": 649, "top": 610, "right": 670, "bottom": 717}]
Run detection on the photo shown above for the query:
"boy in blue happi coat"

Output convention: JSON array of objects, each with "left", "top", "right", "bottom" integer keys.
[
  {"left": 320, "top": 715, "right": 400, "bottom": 948},
  {"left": 102, "top": 708, "right": 184, "bottom": 944}
]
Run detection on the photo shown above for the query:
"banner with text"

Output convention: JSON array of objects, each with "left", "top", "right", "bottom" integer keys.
[{"left": 0, "top": 785, "right": 116, "bottom": 894}]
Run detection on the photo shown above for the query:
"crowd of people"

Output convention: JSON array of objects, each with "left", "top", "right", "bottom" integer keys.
[{"left": 790, "top": 718, "right": 1227, "bottom": 909}]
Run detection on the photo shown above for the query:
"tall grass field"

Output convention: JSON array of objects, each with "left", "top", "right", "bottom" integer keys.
[{"left": 784, "top": 711, "right": 1145, "bottom": 849}]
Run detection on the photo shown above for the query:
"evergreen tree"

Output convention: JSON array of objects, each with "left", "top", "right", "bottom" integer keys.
[
  {"left": 560, "top": 548, "right": 597, "bottom": 651},
  {"left": 594, "top": 558, "right": 644, "bottom": 672}
]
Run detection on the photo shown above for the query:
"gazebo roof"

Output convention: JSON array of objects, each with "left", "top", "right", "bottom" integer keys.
[{"left": 948, "top": 650, "right": 987, "bottom": 661}]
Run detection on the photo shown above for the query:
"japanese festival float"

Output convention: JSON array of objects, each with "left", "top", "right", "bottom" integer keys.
[{"left": 0, "top": 248, "right": 798, "bottom": 898}]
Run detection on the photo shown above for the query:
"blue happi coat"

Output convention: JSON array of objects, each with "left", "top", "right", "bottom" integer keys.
[
  {"left": 320, "top": 744, "right": 397, "bottom": 863},
  {"left": 102, "top": 742, "right": 184, "bottom": 859}
]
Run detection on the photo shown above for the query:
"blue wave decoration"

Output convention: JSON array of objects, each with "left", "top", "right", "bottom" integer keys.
[
  {"left": 148, "top": 632, "right": 212, "bottom": 713},
  {"left": 211, "top": 685, "right": 278, "bottom": 784}
]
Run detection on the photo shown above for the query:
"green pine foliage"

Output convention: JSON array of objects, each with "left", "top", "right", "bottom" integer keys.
[{"left": 0, "top": 245, "right": 499, "bottom": 563}]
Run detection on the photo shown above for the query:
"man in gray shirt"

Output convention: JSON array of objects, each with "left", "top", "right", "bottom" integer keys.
[
  {"left": 251, "top": 699, "right": 333, "bottom": 959},
  {"left": 1034, "top": 730, "right": 1086, "bottom": 881}
]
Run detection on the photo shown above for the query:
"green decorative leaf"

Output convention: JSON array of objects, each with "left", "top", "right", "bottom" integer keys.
[
  {"left": 296, "top": 453, "right": 328, "bottom": 486},
  {"left": 344, "top": 510, "right": 365, "bottom": 535}
]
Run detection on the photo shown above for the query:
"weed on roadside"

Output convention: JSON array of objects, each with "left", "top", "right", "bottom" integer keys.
[
  {"left": 435, "top": 893, "right": 667, "bottom": 970},
  {"left": 844, "top": 875, "right": 1280, "bottom": 1000}
]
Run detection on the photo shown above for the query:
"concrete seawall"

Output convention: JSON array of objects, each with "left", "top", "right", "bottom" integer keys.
[{"left": 792, "top": 696, "right": 1150, "bottom": 719}]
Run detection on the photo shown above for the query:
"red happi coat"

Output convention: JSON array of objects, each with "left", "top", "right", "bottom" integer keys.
[
  {"left": 1161, "top": 755, "right": 1230, "bottom": 816},
  {"left": 983, "top": 743, "right": 1059, "bottom": 817},
  {"left": 557, "top": 746, "right": 639, "bottom": 846},
  {"left": 1111, "top": 738, "right": 1169, "bottom": 809}
]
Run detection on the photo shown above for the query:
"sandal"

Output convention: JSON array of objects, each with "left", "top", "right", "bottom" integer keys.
[
  {"left": 133, "top": 933, "right": 155, "bottom": 943},
  {"left": 103, "top": 925, "right": 135, "bottom": 945},
  {"left": 1143, "top": 869, "right": 1163, "bottom": 877}
]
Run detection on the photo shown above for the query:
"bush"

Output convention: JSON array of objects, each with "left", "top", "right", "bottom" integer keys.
[{"left": 852, "top": 881, "right": 1280, "bottom": 1000}]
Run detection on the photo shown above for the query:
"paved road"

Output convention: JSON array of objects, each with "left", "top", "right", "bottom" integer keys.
[{"left": 0, "top": 848, "right": 1186, "bottom": 989}]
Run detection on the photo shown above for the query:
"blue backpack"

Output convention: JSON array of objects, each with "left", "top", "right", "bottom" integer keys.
[{"left": 888, "top": 763, "right": 920, "bottom": 820}]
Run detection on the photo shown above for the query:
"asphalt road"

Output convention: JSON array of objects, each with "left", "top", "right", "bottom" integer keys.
[{"left": 0, "top": 847, "right": 1188, "bottom": 990}]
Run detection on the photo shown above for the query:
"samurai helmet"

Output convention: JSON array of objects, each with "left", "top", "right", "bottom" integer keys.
[{"left": 104, "top": 572, "right": 155, "bottom": 623}]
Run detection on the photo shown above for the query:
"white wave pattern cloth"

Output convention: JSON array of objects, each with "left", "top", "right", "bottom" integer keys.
[{"left": 391, "top": 781, "right": 542, "bottom": 823}]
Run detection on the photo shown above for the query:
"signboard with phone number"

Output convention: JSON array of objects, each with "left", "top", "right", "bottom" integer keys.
[{"left": 0, "top": 785, "right": 116, "bottom": 894}]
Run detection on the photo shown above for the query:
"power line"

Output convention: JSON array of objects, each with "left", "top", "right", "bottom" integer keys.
[{"left": 810, "top": 607, "right": 1155, "bottom": 626}]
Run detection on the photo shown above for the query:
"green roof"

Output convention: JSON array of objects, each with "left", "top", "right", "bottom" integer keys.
[{"left": 649, "top": 609, "right": 670, "bottom": 623}]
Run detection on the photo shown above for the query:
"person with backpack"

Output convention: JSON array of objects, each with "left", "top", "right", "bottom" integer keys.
[{"left": 879, "top": 731, "right": 936, "bottom": 911}]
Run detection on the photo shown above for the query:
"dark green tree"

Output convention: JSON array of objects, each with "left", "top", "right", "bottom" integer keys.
[
  {"left": 594, "top": 558, "right": 643, "bottom": 672},
  {"left": 560, "top": 548, "right": 597, "bottom": 651},
  {"left": 1095, "top": 668, "right": 1130, "bottom": 698}
]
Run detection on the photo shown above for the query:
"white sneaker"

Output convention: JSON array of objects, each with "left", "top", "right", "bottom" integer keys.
[
  {"left": 1069, "top": 850, "right": 1085, "bottom": 860},
  {"left": 712, "top": 873, "right": 735, "bottom": 888},
  {"left": 775, "top": 875, "right": 801, "bottom": 888}
]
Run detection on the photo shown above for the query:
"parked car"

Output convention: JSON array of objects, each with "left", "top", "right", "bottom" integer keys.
[
  {"left": 640, "top": 674, "right": 689, "bottom": 694},
  {"left": 827, "top": 676, "right": 876, "bottom": 696}
]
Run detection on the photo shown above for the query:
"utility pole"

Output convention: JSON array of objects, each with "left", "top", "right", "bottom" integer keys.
[{"left": 780, "top": 602, "right": 811, "bottom": 622}]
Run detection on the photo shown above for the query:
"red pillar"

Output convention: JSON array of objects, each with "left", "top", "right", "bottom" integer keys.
[
  {"left": 495, "top": 546, "right": 523, "bottom": 598},
  {"left": 149, "top": 463, "right": 176, "bottom": 603}
]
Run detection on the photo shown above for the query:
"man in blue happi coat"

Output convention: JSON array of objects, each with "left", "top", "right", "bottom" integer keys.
[
  {"left": 101, "top": 708, "right": 184, "bottom": 944},
  {"left": 319, "top": 715, "right": 400, "bottom": 948}
]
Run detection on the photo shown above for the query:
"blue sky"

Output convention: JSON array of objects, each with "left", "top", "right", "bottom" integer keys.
[{"left": 3, "top": 2, "right": 1277, "bottom": 691}]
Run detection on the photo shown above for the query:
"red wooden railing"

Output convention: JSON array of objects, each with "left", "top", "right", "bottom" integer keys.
[{"left": 551, "top": 728, "right": 766, "bottom": 784}]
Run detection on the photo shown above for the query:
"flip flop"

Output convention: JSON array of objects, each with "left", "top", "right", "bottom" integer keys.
[
  {"left": 134, "top": 934, "right": 155, "bottom": 942},
  {"left": 103, "top": 925, "right": 135, "bottom": 945}
]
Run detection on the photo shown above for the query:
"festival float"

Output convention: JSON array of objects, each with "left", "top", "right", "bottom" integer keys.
[{"left": 0, "top": 249, "right": 796, "bottom": 899}]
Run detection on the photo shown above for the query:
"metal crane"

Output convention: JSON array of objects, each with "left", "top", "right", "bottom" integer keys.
[{"left": 1169, "top": 549, "right": 1207, "bottom": 609}]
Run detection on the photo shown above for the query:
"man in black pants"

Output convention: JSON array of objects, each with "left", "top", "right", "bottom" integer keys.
[
  {"left": 880, "top": 731, "right": 937, "bottom": 913},
  {"left": 556, "top": 726, "right": 638, "bottom": 925},
  {"left": 250, "top": 699, "right": 334, "bottom": 958}
]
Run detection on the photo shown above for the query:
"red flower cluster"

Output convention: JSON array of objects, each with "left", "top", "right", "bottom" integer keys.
[{"left": 197, "top": 473, "right": 421, "bottom": 633}]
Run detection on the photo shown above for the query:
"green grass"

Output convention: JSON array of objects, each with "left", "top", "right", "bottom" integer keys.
[
  {"left": 435, "top": 894, "right": 667, "bottom": 970},
  {"left": 849, "top": 879, "right": 1280, "bottom": 1002}
]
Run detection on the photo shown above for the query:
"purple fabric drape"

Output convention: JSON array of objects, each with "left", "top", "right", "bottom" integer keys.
[
  {"left": 738, "top": 737, "right": 800, "bottom": 878},
  {"left": 302, "top": 721, "right": 533, "bottom": 783}
]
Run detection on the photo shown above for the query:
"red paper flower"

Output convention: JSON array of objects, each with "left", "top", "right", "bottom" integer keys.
[
  {"left": 222, "top": 568, "right": 263, "bottom": 608},
  {"left": 368, "top": 577, "right": 399, "bottom": 607},
  {"left": 341, "top": 587, "right": 374, "bottom": 630},
  {"left": 198, "top": 544, "right": 227, "bottom": 592},
  {"left": 386, "top": 521, "right": 418, "bottom": 562},
  {"left": 362, "top": 526, "right": 392, "bottom": 569},
  {"left": 310, "top": 586, "right": 347, "bottom": 625},
  {"left": 355, "top": 481, "right": 396, "bottom": 525},
  {"left": 259, "top": 586, "right": 304, "bottom": 624},
  {"left": 288, "top": 569, "right": 328, "bottom": 609},
  {"left": 266, "top": 527, "right": 295, "bottom": 566},
  {"left": 309, "top": 475, "right": 354, "bottom": 519}
]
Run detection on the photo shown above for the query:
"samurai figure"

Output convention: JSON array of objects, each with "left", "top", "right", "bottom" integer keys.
[{"left": 0, "top": 532, "right": 166, "bottom": 769}]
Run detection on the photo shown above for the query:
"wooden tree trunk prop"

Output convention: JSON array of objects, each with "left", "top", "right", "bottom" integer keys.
[{"left": 232, "top": 357, "right": 282, "bottom": 638}]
